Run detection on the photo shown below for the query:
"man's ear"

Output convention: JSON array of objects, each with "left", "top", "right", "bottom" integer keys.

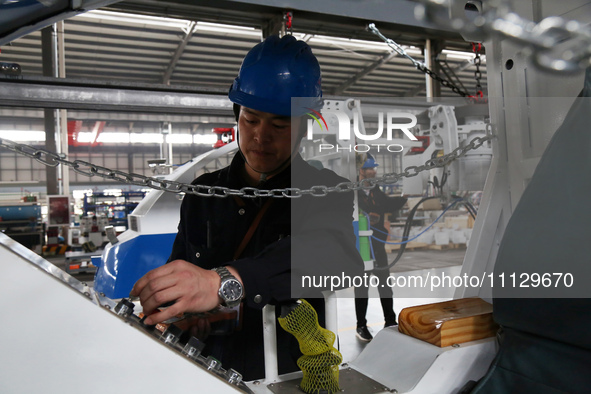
[{"left": 233, "top": 103, "right": 241, "bottom": 122}]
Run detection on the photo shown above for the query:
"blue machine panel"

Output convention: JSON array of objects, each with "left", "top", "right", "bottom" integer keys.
[{"left": 94, "top": 233, "right": 176, "bottom": 299}]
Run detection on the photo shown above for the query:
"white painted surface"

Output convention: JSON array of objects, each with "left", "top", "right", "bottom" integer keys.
[{"left": 0, "top": 234, "right": 241, "bottom": 394}]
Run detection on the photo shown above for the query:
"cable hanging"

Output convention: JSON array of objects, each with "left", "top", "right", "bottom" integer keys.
[{"left": 371, "top": 197, "right": 477, "bottom": 271}]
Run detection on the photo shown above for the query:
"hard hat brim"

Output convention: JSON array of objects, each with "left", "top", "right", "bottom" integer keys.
[{"left": 229, "top": 86, "right": 323, "bottom": 117}]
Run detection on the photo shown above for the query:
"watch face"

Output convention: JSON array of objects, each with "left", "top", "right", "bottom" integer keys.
[{"left": 220, "top": 279, "right": 243, "bottom": 302}]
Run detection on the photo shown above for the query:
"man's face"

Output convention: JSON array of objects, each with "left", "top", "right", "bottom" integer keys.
[
  {"left": 238, "top": 106, "right": 301, "bottom": 181},
  {"left": 359, "top": 167, "right": 377, "bottom": 180}
]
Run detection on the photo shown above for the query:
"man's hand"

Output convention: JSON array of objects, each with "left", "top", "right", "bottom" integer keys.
[{"left": 130, "top": 260, "right": 222, "bottom": 325}]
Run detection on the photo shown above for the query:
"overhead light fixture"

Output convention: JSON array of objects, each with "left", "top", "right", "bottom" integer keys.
[
  {"left": 441, "top": 49, "right": 483, "bottom": 61},
  {"left": 78, "top": 10, "right": 262, "bottom": 38},
  {"left": 310, "top": 35, "right": 392, "bottom": 51},
  {"left": 0, "top": 130, "right": 45, "bottom": 142},
  {"left": 166, "top": 134, "right": 192, "bottom": 144},
  {"left": 309, "top": 34, "right": 422, "bottom": 57},
  {"left": 78, "top": 131, "right": 128, "bottom": 143},
  {"left": 130, "top": 133, "right": 163, "bottom": 144},
  {"left": 195, "top": 21, "right": 261, "bottom": 37},
  {"left": 77, "top": 10, "right": 192, "bottom": 30},
  {"left": 68, "top": 131, "right": 220, "bottom": 145},
  {"left": 96, "top": 132, "right": 130, "bottom": 143},
  {"left": 0, "top": 130, "right": 229, "bottom": 145},
  {"left": 194, "top": 134, "right": 217, "bottom": 145}
]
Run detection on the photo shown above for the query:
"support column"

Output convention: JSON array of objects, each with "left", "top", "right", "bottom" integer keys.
[
  {"left": 41, "top": 25, "right": 59, "bottom": 195},
  {"left": 262, "top": 13, "right": 290, "bottom": 38},
  {"left": 127, "top": 123, "right": 135, "bottom": 173},
  {"left": 424, "top": 39, "right": 443, "bottom": 98},
  {"left": 57, "top": 20, "right": 69, "bottom": 196},
  {"left": 160, "top": 122, "right": 173, "bottom": 174}
]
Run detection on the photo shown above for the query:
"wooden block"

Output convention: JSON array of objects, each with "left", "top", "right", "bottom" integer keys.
[
  {"left": 398, "top": 298, "right": 499, "bottom": 347},
  {"left": 407, "top": 197, "right": 442, "bottom": 210},
  {"left": 443, "top": 215, "right": 475, "bottom": 229},
  {"left": 427, "top": 243, "right": 465, "bottom": 250}
]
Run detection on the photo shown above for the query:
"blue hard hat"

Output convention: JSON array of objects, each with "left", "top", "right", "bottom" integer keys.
[
  {"left": 362, "top": 153, "right": 379, "bottom": 169},
  {"left": 228, "top": 35, "right": 323, "bottom": 117}
]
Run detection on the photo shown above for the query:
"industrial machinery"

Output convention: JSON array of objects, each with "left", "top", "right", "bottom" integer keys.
[
  {"left": 0, "top": 233, "right": 249, "bottom": 393},
  {"left": 0, "top": 230, "right": 498, "bottom": 393},
  {"left": 81, "top": 96, "right": 497, "bottom": 393},
  {"left": 93, "top": 141, "right": 238, "bottom": 299},
  {"left": 0, "top": 197, "right": 43, "bottom": 251},
  {"left": 301, "top": 98, "right": 492, "bottom": 198},
  {"left": 1, "top": 0, "right": 591, "bottom": 393},
  {"left": 94, "top": 96, "right": 489, "bottom": 298}
]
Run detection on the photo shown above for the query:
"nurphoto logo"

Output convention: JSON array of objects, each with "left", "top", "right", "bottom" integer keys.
[{"left": 305, "top": 109, "right": 418, "bottom": 153}]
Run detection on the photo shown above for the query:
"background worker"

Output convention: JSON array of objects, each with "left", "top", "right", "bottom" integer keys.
[
  {"left": 131, "top": 34, "right": 363, "bottom": 380},
  {"left": 355, "top": 153, "right": 407, "bottom": 342}
]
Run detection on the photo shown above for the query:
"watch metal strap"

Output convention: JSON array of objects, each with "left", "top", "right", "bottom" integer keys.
[{"left": 214, "top": 266, "right": 232, "bottom": 279}]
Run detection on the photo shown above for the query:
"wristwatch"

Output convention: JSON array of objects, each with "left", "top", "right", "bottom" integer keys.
[{"left": 212, "top": 266, "right": 243, "bottom": 308}]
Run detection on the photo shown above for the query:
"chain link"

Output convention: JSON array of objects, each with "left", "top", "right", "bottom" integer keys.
[
  {"left": 416, "top": 0, "right": 591, "bottom": 74},
  {"left": 418, "top": 64, "right": 470, "bottom": 97},
  {"left": 368, "top": 23, "right": 471, "bottom": 98},
  {"left": 0, "top": 133, "right": 494, "bottom": 198},
  {"left": 472, "top": 42, "right": 484, "bottom": 99}
]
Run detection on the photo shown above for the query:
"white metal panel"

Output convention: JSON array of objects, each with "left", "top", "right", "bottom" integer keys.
[
  {"left": 0, "top": 233, "right": 242, "bottom": 394},
  {"left": 458, "top": 0, "right": 589, "bottom": 300},
  {"left": 350, "top": 328, "right": 496, "bottom": 393}
]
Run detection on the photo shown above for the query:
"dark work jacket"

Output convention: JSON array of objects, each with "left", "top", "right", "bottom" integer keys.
[
  {"left": 168, "top": 153, "right": 363, "bottom": 380},
  {"left": 358, "top": 185, "right": 407, "bottom": 242}
]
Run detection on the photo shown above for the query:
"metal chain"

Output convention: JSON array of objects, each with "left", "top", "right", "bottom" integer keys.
[
  {"left": 472, "top": 42, "right": 483, "bottom": 99},
  {"left": 416, "top": 64, "right": 470, "bottom": 97},
  {"left": 416, "top": 0, "right": 591, "bottom": 73},
  {"left": 0, "top": 133, "right": 494, "bottom": 198},
  {"left": 368, "top": 23, "right": 471, "bottom": 98}
]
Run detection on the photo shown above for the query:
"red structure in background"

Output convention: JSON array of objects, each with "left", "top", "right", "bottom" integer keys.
[
  {"left": 213, "top": 127, "right": 235, "bottom": 148},
  {"left": 68, "top": 120, "right": 105, "bottom": 147},
  {"left": 410, "top": 136, "right": 430, "bottom": 153},
  {"left": 67, "top": 120, "right": 83, "bottom": 146}
]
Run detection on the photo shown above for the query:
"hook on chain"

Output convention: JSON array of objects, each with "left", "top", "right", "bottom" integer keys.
[{"left": 284, "top": 11, "right": 293, "bottom": 35}]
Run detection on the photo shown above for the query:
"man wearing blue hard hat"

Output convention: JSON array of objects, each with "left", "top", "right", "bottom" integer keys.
[
  {"left": 355, "top": 153, "right": 407, "bottom": 342},
  {"left": 132, "top": 35, "right": 362, "bottom": 380}
]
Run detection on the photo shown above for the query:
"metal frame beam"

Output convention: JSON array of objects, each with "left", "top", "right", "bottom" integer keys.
[
  {"left": 224, "top": 0, "right": 456, "bottom": 32},
  {"left": 0, "top": 78, "right": 232, "bottom": 115},
  {"left": 0, "top": 108, "right": 235, "bottom": 124},
  {"left": 41, "top": 26, "right": 59, "bottom": 195},
  {"left": 0, "top": 0, "right": 121, "bottom": 46},
  {"left": 162, "top": 21, "right": 197, "bottom": 85},
  {"left": 105, "top": 0, "right": 465, "bottom": 44},
  {"left": 331, "top": 50, "right": 399, "bottom": 95}
]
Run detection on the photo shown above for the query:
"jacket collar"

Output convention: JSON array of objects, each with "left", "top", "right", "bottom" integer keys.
[{"left": 226, "top": 152, "right": 305, "bottom": 190}]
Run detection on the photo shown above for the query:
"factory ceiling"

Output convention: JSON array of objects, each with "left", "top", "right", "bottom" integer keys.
[{"left": 0, "top": 0, "right": 487, "bottom": 100}]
